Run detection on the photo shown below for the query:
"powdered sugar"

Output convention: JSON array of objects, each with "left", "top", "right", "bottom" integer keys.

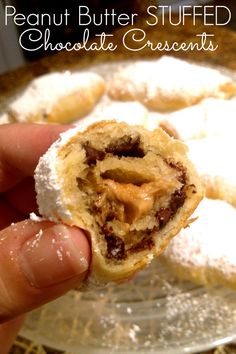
[
  {"left": 35, "top": 125, "right": 83, "bottom": 224},
  {"left": 187, "top": 137, "right": 236, "bottom": 186},
  {"left": 164, "top": 198, "right": 236, "bottom": 281},
  {"left": 109, "top": 56, "right": 236, "bottom": 110},
  {"left": 8, "top": 71, "right": 104, "bottom": 122},
  {"left": 29, "top": 212, "right": 46, "bottom": 222},
  {"left": 85, "top": 100, "right": 149, "bottom": 127},
  {"left": 162, "top": 97, "right": 236, "bottom": 141}
]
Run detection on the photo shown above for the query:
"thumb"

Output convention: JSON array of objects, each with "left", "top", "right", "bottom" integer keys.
[{"left": 0, "top": 220, "right": 90, "bottom": 322}]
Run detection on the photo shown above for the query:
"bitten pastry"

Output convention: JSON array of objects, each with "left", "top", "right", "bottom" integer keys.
[
  {"left": 108, "top": 56, "right": 236, "bottom": 112},
  {"left": 35, "top": 121, "right": 203, "bottom": 287},
  {"left": 6, "top": 71, "right": 105, "bottom": 124},
  {"left": 162, "top": 198, "right": 236, "bottom": 290}
]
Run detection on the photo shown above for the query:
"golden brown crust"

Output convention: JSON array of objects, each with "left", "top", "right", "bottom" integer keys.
[
  {"left": 33, "top": 82, "right": 104, "bottom": 124},
  {"left": 50, "top": 121, "right": 203, "bottom": 287},
  {"left": 162, "top": 198, "right": 236, "bottom": 291},
  {"left": 5, "top": 72, "right": 106, "bottom": 124},
  {"left": 108, "top": 58, "right": 236, "bottom": 113}
]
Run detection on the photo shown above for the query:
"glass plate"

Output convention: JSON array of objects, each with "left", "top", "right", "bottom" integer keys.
[
  {"left": 21, "top": 59, "right": 236, "bottom": 353},
  {"left": 21, "top": 261, "right": 236, "bottom": 354}
]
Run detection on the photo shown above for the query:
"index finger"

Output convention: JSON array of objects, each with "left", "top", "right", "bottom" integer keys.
[{"left": 0, "top": 123, "right": 71, "bottom": 192}]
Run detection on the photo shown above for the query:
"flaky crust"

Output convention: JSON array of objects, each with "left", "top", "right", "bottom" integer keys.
[
  {"left": 6, "top": 71, "right": 105, "bottom": 124},
  {"left": 162, "top": 198, "right": 236, "bottom": 290},
  {"left": 35, "top": 120, "right": 203, "bottom": 288},
  {"left": 108, "top": 57, "right": 236, "bottom": 112}
]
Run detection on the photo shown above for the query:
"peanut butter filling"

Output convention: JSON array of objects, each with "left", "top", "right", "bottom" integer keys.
[
  {"left": 77, "top": 135, "right": 192, "bottom": 261},
  {"left": 102, "top": 178, "right": 178, "bottom": 224}
]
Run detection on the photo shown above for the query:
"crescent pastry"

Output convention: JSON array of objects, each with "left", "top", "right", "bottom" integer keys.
[
  {"left": 187, "top": 137, "right": 236, "bottom": 208},
  {"left": 7, "top": 71, "right": 105, "bottom": 124},
  {"left": 159, "top": 98, "right": 236, "bottom": 141},
  {"left": 35, "top": 121, "right": 203, "bottom": 287},
  {"left": 108, "top": 56, "right": 236, "bottom": 112},
  {"left": 162, "top": 198, "right": 236, "bottom": 290}
]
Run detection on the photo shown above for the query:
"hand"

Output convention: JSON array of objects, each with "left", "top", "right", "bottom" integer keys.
[{"left": 0, "top": 124, "right": 91, "bottom": 353}]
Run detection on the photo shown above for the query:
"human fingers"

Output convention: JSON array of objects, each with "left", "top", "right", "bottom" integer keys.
[
  {"left": 0, "top": 316, "right": 25, "bottom": 354},
  {"left": 4, "top": 177, "right": 38, "bottom": 215},
  {"left": 0, "top": 197, "right": 24, "bottom": 230},
  {"left": 0, "top": 220, "right": 90, "bottom": 323},
  {"left": 0, "top": 123, "right": 72, "bottom": 192}
]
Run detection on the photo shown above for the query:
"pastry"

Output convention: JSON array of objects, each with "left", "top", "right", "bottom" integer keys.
[
  {"left": 187, "top": 137, "right": 236, "bottom": 207},
  {"left": 6, "top": 71, "right": 105, "bottom": 124},
  {"left": 108, "top": 56, "right": 236, "bottom": 112},
  {"left": 162, "top": 198, "right": 236, "bottom": 290},
  {"left": 159, "top": 98, "right": 236, "bottom": 141},
  {"left": 35, "top": 121, "right": 203, "bottom": 288},
  {"left": 85, "top": 101, "right": 149, "bottom": 128}
]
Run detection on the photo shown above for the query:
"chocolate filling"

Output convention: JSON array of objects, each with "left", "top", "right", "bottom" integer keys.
[
  {"left": 105, "top": 234, "right": 126, "bottom": 260},
  {"left": 128, "top": 236, "right": 155, "bottom": 254},
  {"left": 156, "top": 207, "right": 172, "bottom": 229},
  {"left": 168, "top": 161, "right": 187, "bottom": 184},
  {"left": 105, "top": 135, "right": 145, "bottom": 158},
  {"left": 156, "top": 187, "right": 186, "bottom": 229},
  {"left": 170, "top": 188, "right": 186, "bottom": 213},
  {"left": 80, "top": 136, "right": 192, "bottom": 261},
  {"left": 83, "top": 143, "right": 105, "bottom": 166}
]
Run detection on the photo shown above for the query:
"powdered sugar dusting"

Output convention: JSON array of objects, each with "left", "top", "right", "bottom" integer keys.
[
  {"left": 29, "top": 212, "right": 45, "bottom": 222},
  {"left": 187, "top": 137, "right": 236, "bottom": 186},
  {"left": 23, "top": 259, "right": 236, "bottom": 352},
  {"left": 15, "top": 57, "right": 236, "bottom": 353},
  {"left": 8, "top": 71, "right": 104, "bottom": 122},
  {"left": 35, "top": 125, "right": 83, "bottom": 223},
  {"left": 109, "top": 56, "right": 235, "bottom": 106},
  {"left": 163, "top": 97, "right": 236, "bottom": 141},
  {"left": 85, "top": 100, "right": 149, "bottom": 127},
  {"left": 164, "top": 198, "right": 236, "bottom": 283}
]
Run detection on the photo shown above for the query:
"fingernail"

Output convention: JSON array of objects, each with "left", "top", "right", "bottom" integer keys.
[{"left": 19, "top": 225, "right": 89, "bottom": 288}]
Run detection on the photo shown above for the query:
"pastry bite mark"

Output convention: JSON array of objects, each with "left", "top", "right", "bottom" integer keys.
[
  {"left": 71, "top": 129, "right": 193, "bottom": 262},
  {"left": 35, "top": 121, "right": 203, "bottom": 287}
]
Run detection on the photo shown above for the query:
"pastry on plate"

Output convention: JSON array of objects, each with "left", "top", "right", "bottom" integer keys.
[
  {"left": 162, "top": 198, "right": 236, "bottom": 290},
  {"left": 6, "top": 71, "right": 105, "bottom": 124},
  {"left": 108, "top": 56, "right": 236, "bottom": 112},
  {"left": 85, "top": 102, "right": 167, "bottom": 137},
  {"left": 159, "top": 98, "right": 236, "bottom": 141},
  {"left": 85, "top": 101, "right": 149, "bottom": 128},
  {"left": 35, "top": 120, "right": 203, "bottom": 287},
  {"left": 187, "top": 137, "right": 236, "bottom": 207}
]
